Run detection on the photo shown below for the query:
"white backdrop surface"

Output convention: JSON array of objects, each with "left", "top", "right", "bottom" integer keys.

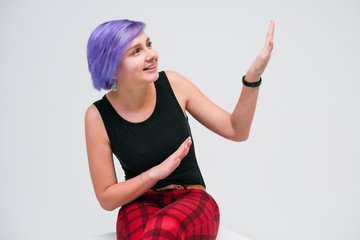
[{"left": 1, "top": 0, "right": 359, "bottom": 240}]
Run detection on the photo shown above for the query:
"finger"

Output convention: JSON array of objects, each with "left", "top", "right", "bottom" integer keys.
[
  {"left": 180, "top": 137, "right": 192, "bottom": 149},
  {"left": 175, "top": 137, "right": 192, "bottom": 160},
  {"left": 178, "top": 140, "right": 192, "bottom": 159},
  {"left": 265, "top": 20, "right": 275, "bottom": 47},
  {"left": 169, "top": 157, "right": 181, "bottom": 171},
  {"left": 267, "top": 20, "right": 275, "bottom": 40}
]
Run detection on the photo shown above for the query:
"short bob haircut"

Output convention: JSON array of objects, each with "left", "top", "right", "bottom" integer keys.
[{"left": 87, "top": 20, "right": 145, "bottom": 91}]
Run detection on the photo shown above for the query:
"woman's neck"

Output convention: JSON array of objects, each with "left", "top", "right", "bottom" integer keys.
[{"left": 107, "top": 81, "right": 156, "bottom": 112}]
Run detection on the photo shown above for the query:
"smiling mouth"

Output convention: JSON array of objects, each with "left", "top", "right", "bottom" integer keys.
[{"left": 143, "top": 64, "right": 156, "bottom": 71}]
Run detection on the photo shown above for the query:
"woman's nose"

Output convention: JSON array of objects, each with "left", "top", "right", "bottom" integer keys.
[{"left": 145, "top": 48, "right": 157, "bottom": 61}]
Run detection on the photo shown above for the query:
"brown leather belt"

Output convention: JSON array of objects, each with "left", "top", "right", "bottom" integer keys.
[{"left": 152, "top": 184, "right": 206, "bottom": 192}]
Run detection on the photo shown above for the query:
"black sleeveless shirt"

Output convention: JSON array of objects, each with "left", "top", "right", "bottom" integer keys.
[{"left": 93, "top": 71, "right": 205, "bottom": 188}]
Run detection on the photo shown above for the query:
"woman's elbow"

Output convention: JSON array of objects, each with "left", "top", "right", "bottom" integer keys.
[
  {"left": 233, "top": 135, "right": 249, "bottom": 142},
  {"left": 228, "top": 124, "right": 250, "bottom": 142},
  {"left": 230, "top": 131, "right": 249, "bottom": 142},
  {"left": 99, "top": 201, "right": 116, "bottom": 211},
  {"left": 97, "top": 195, "right": 121, "bottom": 211}
]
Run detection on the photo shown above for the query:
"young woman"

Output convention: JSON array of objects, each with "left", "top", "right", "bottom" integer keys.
[{"left": 85, "top": 19, "right": 274, "bottom": 240}]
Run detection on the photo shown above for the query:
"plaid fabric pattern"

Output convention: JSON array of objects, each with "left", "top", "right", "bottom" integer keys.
[{"left": 116, "top": 189, "right": 220, "bottom": 240}]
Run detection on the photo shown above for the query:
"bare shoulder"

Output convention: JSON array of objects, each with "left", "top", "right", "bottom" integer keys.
[
  {"left": 84, "top": 104, "right": 108, "bottom": 141},
  {"left": 85, "top": 104, "right": 102, "bottom": 124},
  {"left": 165, "top": 70, "right": 190, "bottom": 85},
  {"left": 164, "top": 70, "right": 196, "bottom": 113},
  {"left": 164, "top": 70, "right": 198, "bottom": 94}
]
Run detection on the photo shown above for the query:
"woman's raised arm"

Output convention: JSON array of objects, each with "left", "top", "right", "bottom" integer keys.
[{"left": 167, "top": 20, "right": 275, "bottom": 142}]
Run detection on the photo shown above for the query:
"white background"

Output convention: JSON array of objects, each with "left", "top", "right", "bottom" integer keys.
[{"left": 1, "top": 0, "right": 360, "bottom": 239}]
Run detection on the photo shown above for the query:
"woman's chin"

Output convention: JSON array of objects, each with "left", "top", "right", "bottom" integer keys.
[{"left": 145, "top": 71, "right": 159, "bottom": 82}]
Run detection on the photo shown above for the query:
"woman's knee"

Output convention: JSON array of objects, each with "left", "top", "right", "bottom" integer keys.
[
  {"left": 143, "top": 214, "right": 187, "bottom": 239},
  {"left": 117, "top": 201, "right": 161, "bottom": 239}
]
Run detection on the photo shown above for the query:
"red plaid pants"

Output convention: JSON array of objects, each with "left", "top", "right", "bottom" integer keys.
[{"left": 116, "top": 189, "right": 220, "bottom": 240}]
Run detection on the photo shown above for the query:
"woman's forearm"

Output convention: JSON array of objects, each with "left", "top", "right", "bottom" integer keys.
[
  {"left": 230, "top": 71, "right": 261, "bottom": 141},
  {"left": 95, "top": 137, "right": 192, "bottom": 211},
  {"left": 97, "top": 170, "right": 157, "bottom": 211},
  {"left": 230, "top": 20, "right": 275, "bottom": 141}
]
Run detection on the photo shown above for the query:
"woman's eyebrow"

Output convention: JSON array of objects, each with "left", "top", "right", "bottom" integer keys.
[{"left": 127, "top": 38, "right": 151, "bottom": 52}]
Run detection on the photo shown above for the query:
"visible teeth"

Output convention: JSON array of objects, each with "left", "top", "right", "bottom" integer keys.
[{"left": 144, "top": 65, "right": 155, "bottom": 70}]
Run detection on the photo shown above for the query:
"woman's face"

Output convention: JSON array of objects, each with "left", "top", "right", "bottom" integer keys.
[{"left": 117, "top": 31, "right": 159, "bottom": 84}]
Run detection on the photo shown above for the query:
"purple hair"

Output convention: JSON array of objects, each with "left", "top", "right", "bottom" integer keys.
[{"left": 87, "top": 20, "right": 146, "bottom": 91}]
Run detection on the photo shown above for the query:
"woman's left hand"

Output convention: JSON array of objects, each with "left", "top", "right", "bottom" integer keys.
[{"left": 247, "top": 20, "right": 275, "bottom": 79}]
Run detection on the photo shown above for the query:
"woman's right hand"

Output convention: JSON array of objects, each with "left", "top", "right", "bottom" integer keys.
[{"left": 148, "top": 137, "right": 192, "bottom": 181}]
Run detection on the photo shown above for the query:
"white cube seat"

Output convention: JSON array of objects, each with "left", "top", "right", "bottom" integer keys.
[{"left": 85, "top": 226, "right": 250, "bottom": 240}]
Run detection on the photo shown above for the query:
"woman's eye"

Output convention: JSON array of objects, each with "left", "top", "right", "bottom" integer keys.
[
  {"left": 147, "top": 41, "right": 152, "bottom": 48},
  {"left": 131, "top": 48, "right": 140, "bottom": 56}
]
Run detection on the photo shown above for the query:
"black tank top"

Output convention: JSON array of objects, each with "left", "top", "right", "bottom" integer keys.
[{"left": 93, "top": 71, "right": 205, "bottom": 188}]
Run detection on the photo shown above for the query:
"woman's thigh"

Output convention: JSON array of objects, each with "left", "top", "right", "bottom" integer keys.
[
  {"left": 143, "top": 190, "right": 220, "bottom": 240},
  {"left": 116, "top": 199, "right": 161, "bottom": 240}
]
